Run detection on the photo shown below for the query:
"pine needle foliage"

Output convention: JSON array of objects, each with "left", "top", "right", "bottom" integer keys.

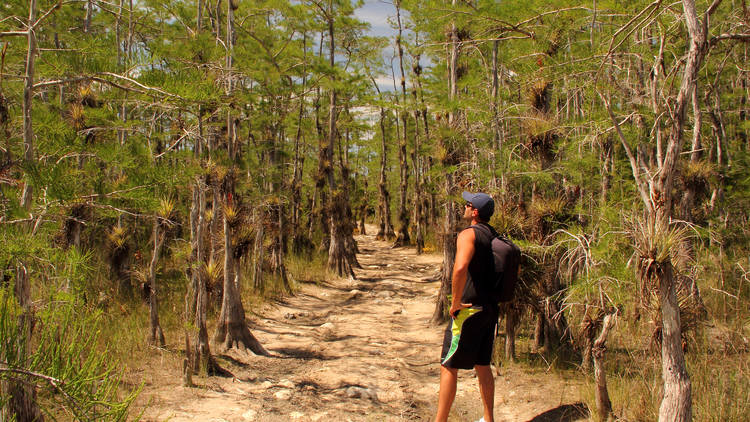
[{"left": 0, "top": 291, "right": 141, "bottom": 420}]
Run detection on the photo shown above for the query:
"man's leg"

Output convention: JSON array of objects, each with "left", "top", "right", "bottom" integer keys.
[
  {"left": 475, "top": 364, "right": 494, "bottom": 422},
  {"left": 435, "top": 365, "right": 458, "bottom": 422}
]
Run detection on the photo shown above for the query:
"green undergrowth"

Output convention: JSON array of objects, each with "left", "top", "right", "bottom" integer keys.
[
  {"left": 95, "top": 248, "right": 336, "bottom": 375},
  {"left": 0, "top": 289, "right": 142, "bottom": 420},
  {"left": 495, "top": 317, "right": 749, "bottom": 421}
]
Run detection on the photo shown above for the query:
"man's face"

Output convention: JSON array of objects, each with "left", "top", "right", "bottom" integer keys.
[{"left": 463, "top": 203, "right": 475, "bottom": 222}]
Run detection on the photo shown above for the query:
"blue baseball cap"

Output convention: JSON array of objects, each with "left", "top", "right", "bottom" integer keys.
[{"left": 462, "top": 191, "right": 494, "bottom": 221}]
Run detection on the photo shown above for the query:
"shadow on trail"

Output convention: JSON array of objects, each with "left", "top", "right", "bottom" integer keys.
[
  {"left": 526, "top": 402, "right": 589, "bottom": 422},
  {"left": 270, "top": 347, "right": 335, "bottom": 361}
]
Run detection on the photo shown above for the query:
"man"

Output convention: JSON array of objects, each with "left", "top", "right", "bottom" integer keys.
[{"left": 435, "top": 191, "right": 498, "bottom": 422}]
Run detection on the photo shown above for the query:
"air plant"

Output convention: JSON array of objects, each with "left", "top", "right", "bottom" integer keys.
[{"left": 107, "top": 225, "right": 128, "bottom": 250}]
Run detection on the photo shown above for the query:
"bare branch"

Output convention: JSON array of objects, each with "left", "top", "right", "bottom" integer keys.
[
  {"left": 709, "top": 33, "right": 750, "bottom": 47},
  {"left": 32, "top": 1, "right": 62, "bottom": 30},
  {"left": 99, "top": 72, "right": 187, "bottom": 100},
  {"left": 597, "top": 91, "right": 653, "bottom": 211},
  {"left": 0, "top": 363, "right": 85, "bottom": 417},
  {"left": 33, "top": 72, "right": 188, "bottom": 101},
  {"left": 33, "top": 75, "right": 143, "bottom": 93},
  {"left": 0, "top": 31, "right": 29, "bottom": 37},
  {"left": 154, "top": 132, "right": 189, "bottom": 159},
  {"left": 705, "top": 0, "right": 724, "bottom": 18},
  {"left": 80, "top": 184, "right": 152, "bottom": 200},
  {"left": 595, "top": 0, "right": 664, "bottom": 83}
]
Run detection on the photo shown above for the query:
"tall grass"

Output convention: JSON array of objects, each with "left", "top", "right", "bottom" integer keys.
[{"left": 0, "top": 289, "right": 142, "bottom": 420}]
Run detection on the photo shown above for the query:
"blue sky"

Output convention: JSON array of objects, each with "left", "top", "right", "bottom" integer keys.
[
  {"left": 353, "top": 0, "right": 406, "bottom": 90},
  {"left": 354, "top": 0, "right": 398, "bottom": 38}
]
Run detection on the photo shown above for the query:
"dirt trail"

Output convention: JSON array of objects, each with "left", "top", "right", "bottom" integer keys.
[{"left": 139, "top": 226, "right": 585, "bottom": 421}]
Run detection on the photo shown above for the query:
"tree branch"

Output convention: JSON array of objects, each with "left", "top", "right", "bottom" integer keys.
[
  {"left": 33, "top": 72, "right": 188, "bottom": 101},
  {"left": 597, "top": 91, "right": 653, "bottom": 212},
  {"left": 0, "top": 31, "right": 30, "bottom": 38},
  {"left": 32, "top": 1, "right": 62, "bottom": 30},
  {"left": 595, "top": 0, "right": 664, "bottom": 83},
  {"left": 709, "top": 33, "right": 750, "bottom": 47},
  {"left": 0, "top": 363, "right": 85, "bottom": 417}
]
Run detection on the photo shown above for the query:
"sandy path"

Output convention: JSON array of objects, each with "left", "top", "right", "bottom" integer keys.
[{"left": 138, "top": 227, "right": 585, "bottom": 421}]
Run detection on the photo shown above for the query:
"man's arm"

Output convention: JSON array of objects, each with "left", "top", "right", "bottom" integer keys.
[{"left": 449, "top": 227, "right": 476, "bottom": 317}]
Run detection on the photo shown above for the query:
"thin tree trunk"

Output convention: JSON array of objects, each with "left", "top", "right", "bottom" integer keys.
[
  {"left": 148, "top": 219, "right": 166, "bottom": 347},
  {"left": 225, "top": 0, "right": 236, "bottom": 162},
  {"left": 252, "top": 209, "right": 265, "bottom": 291},
  {"left": 185, "top": 178, "right": 226, "bottom": 377},
  {"left": 20, "top": 0, "right": 37, "bottom": 210},
  {"left": 196, "top": 0, "right": 203, "bottom": 31},
  {"left": 504, "top": 306, "right": 517, "bottom": 362},
  {"left": 84, "top": 0, "right": 93, "bottom": 33},
  {"left": 312, "top": 32, "right": 329, "bottom": 247},
  {"left": 268, "top": 119, "right": 290, "bottom": 291},
  {"left": 291, "top": 34, "right": 308, "bottom": 252},
  {"left": 393, "top": 0, "right": 410, "bottom": 247},
  {"left": 600, "top": 138, "right": 613, "bottom": 203},
  {"left": 593, "top": 313, "right": 616, "bottom": 422},
  {"left": 371, "top": 76, "right": 395, "bottom": 241},
  {"left": 411, "top": 57, "right": 424, "bottom": 254},
  {"left": 491, "top": 40, "right": 501, "bottom": 150},
  {"left": 534, "top": 312, "right": 545, "bottom": 350},
  {"left": 1, "top": 263, "right": 44, "bottom": 422}
]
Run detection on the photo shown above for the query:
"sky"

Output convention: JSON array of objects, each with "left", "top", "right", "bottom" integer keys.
[
  {"left": 353, "top": 0, "right": 406, "bottom": 91},
  {"left": 354, "top": 0, "right": 398, "bottom": 39}
]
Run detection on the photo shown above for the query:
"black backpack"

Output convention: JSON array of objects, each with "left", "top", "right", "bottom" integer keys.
[{"left": 475, "top": 224, "right": 521, "bottom": 303}]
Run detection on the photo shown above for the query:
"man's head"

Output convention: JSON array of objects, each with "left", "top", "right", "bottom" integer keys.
[{"left": 462, "top": 191, "right": 494, "bottom": 222}]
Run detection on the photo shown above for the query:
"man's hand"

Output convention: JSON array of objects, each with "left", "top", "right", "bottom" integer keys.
[{"left": 450, "top": 302, "right": 472, "bottom": 318}]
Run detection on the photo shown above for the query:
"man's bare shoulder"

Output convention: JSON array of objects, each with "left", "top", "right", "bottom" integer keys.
[{"left": 457, "top": 226, "right": 476, "bottom": 243}]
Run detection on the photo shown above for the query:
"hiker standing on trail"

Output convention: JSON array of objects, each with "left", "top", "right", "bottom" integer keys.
[{"left": 435, "top": 191, "right": 498, "bottom": 422}]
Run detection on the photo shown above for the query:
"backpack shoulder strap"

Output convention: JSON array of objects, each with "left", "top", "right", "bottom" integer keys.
[{"left": 471, "top": 222, "right": 498, "bottom": 239}]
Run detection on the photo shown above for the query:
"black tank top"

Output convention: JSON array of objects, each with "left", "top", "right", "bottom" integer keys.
[{"left": 460, "top": 222, "right": 498, "bottom": 310}]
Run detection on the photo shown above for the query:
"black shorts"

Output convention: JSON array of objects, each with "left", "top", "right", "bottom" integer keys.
[{"left": 440, "top": 307, "right": 497, "bottom": 370}]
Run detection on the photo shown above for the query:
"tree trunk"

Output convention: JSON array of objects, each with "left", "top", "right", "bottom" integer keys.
[
  {"left": 411, "top": 58, "right": 424, "bottom": 254},
  {"left": 20, "top": 0, "right": 37, "bottom": 211},
  {"left": 196, "top": 0, "right": 203, "bottom": 31},
  {"left": 491, "top": 39, "right": 501, "bottom": 150},
  {"left": 534, "top": 312, "right": 545, "bottom": 350},
  {"left": 214, "top": 208, "right": 268, "bottom": 355},
  {"left": 651, "top": 1, "right": 711, "bottom": 417},
  {"left": 375, "top": 97, "right": 394, "bottom": 241},
  {"left": 259, "top": 117, "right": 291, "bottom": 292},
  {"left": 504, "top": 306, "right": 517, "bottom": 362},
  {"left": 185, "top": 178, "right": 226, "bottom": 376},
  {"left": 328, "top": 192, "right": 355, "bottom": 278},
  {"left": 291, "top": 34, "right": 308, "bottom": 253},
  {"left": 392, "top": 0, "right": 410, "bottom": 248},
  {"left": 600, "top": 138, "right": 613, "bottom": 203},
  {"left": 225, "top": 0, "right": 236, "bottom": 162},
  {"left": 432, "top": 0, "right": 460, "bottom": 324},
  {"left": 593, "top": 313, "right": 616, "bottom": 422},
  {"left": 658, "top": 262, "right": 692, "bottom": 421},
  {"left": 84, "top": 0, "right": 93, "bottom": 33},
  {"left": 323, "top": 14, "right": 358, "bottom": 277},
  {"left": 1, "top": 264, "right": 44, "bottom": 422},
  {"left": 414, "top": 60, "right": 432, "bottom": 240},
  {"left": 148, "top": 219, "right": 166, "bottom": 347},
  {"left": 252, "top": 209, "right": 265, "bottom": 291}
]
